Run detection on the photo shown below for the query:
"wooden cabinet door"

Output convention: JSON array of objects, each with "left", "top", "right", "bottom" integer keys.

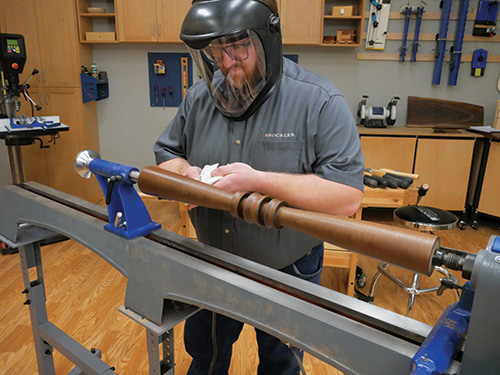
[
  {"left": 478, "top": 142, "right": 500, "bottom": 217},
  {"left": 117, "top": 0, "right": 158, "bottom": 42},
  {"left": 280, "top": 0, "right": 322, "bottom": 44},
  {"left": 360, "top": 136, "right": 416, "bottom": 172},
  {"left": 12, "top": 87, "right": 52, "bottom": 186},
  {"left": 1, "top": 0, "right": 44, "bottom": 88},
  {"left": 157, "top": 0, "right": 191, "bottom": 42},
  {"left": 35, "top": 0, "right": 80, "bottom": 87},
  {"left": 414, "top": 139, "right": 474, "bottom": 211},
  {"left": 41, "top": 88, "right": 101, "bottom": 202}
]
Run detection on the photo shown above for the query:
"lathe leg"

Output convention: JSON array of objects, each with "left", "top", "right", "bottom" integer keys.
[
  {"left": 146, "top": 329, "right": 175, "bottom": 375},
  {"left": 19, "top": 242, "right": 56, "bottom": 375}
]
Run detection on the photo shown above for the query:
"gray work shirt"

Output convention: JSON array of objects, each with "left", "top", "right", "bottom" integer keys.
[{"left": 154, "top": 57, "right": 364, "bottom": 269}]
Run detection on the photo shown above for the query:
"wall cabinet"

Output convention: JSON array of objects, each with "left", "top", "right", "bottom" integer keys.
[
  {"left": 76, "top": 0, "right": 118, "bottom": 43},
  {"left": 478, "top": 142, "right": 500, "bottom": 217},
  {"left": 116, "top": 0, "right": 191, "bottom": 42},
  {"left": 1, "top": 0, "right": 43, "bottom": 87},
  {"left": 81, "top": 0, "right": 365, "bottom": 46},
  {"left": 36, "top": 0, "right": 83, "bottom": 87},
  {"left": 21, "top": 88, "right": 101, "bottom": 200},
  {"left": 413, "top": 139, "right": 474, "bottom": 210},
  {"left": 279, "top": 0, "right": 322, "bottom": 44},
  {"left": 361, "top": 137, "right": 416, "bottom": 172},
  {"left": 360, "top": 130, "right": 476, "bottom": 211},
  {"left": 321, "top": 0, "right": 365, "bottom": 46},
  {"left": 2, "top": 0, "right": 83, "bottom": 88},
  {"left": 0, "top": 0, "right": 101, "bottom": 203}
]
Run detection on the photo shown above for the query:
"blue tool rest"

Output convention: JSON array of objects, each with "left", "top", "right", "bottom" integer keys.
[{"left": 89, "top": 158, "right": 160, "bottom": 239}]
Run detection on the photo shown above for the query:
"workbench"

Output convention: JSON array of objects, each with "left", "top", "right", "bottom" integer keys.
[{"left": 358, "top": 126, "right": 477, "bottom": 211}]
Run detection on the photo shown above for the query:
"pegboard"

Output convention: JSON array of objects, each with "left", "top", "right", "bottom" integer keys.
[{"left": 148, "top": 53, "right": 193, "bottom": 107}]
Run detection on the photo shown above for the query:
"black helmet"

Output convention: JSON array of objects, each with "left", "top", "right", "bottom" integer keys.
[{"left": 180, "top": 0, "right": 282, "bottom": 121}]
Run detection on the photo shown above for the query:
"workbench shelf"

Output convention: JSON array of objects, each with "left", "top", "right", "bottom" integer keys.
[{"left": 358, "top": 127, "right": 479, "bottom": 211}]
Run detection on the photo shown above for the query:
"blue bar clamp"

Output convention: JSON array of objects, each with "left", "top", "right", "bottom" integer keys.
[{"left": 74, "top": 150, "right": 161, "bottom": 239}]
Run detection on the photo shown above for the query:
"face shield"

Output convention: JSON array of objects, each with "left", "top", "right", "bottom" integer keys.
[
  {"left": 190, "top": 30, "right": 267, "bottom": 118},
  {"left": 180, "top": 0, "right": 283, "bottom": 121}
]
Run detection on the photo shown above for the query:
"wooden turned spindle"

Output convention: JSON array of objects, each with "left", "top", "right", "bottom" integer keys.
[{"left": 138, "top": 166, "right": 439, "bottom": 275}]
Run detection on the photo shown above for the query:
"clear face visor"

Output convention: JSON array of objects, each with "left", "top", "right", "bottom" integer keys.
[{"left": 189, "top": 30, "right": 267, "bottom": 118}]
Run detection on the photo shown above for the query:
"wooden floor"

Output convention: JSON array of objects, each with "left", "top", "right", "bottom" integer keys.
[{"left": 1, "top": 198, "right": 499, "bottom": 375}]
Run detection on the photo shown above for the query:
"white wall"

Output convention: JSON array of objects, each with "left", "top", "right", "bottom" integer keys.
[{"left": 91, "top": 46, "right": 499, "bottom": 171}]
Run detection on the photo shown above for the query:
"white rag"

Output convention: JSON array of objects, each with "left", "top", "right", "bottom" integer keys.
[{"left": 200, "top": 163, "right": 223, "bottom": 185}]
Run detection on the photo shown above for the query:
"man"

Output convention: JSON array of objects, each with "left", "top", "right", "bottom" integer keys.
[{"left": 153, "top": 0, "right": 364, "bottom": 374}]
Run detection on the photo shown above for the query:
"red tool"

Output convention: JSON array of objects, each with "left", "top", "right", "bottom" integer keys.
[
  {"left": 161, "top": 87, "right": 166, "bottom": 108},
  {"left": 154, "top": 85, "right": 158, "bottom": 105},
  {"left": 169, "top": 85, "right": 173, "bottom": 105}
]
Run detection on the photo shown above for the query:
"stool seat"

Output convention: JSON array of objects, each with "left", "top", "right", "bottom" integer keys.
[
  {"left": 369, "top": 205, "right": 459, "bottom": 317},
  {"left": 394, "top": 205, "right": 458, "bottom": 231}
]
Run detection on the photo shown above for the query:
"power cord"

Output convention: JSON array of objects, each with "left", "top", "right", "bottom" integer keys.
[
  {"left": 285, "top": 342, "right": 308, "bottom": 375},
  {"left": 208, "top": 312, "right": 218, "bottom": 375},
  {"left": 206, "top": 315, "right": 306, "bottom": 375}
]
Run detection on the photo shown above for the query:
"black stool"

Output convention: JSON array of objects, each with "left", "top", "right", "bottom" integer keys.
[{"left": 368, "top": 205, "right": 460, "bottom": 317}]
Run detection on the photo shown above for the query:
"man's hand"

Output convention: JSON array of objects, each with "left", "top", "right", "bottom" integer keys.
[
  {"left": 212, "top": 163, "right": 262, "bottom": 193},
  {"left": 183, "top": 166, "right": 202, "bottom": 180},
  {"left": 158, "top": 159, "right": 202, "bottom": 209}
]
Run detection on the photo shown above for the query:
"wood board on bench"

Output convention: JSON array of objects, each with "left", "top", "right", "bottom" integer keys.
[{"left": 406, "top": 96, "right": 484, "bottom": 129}]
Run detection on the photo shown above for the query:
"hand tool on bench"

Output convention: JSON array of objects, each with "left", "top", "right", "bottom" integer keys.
[
  {"left": 378, "top": 168, "right": 419, "bottom": 180},
  {"left": 363, "top": 174, "right": 379, "bottom": 188},
  {"left": 383, "top": 172, "right": 413, "bottom": 185},
  {"left": 365, "top": 168, "right": 412, "bottom": 188},
  {"left": 384, "top": 174, "right": 411, "bottom": 189},
  {"left": 364, "top": 171, "right": 392, "bottom": 188}
]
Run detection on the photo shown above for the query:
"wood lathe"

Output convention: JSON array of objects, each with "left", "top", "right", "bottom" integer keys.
[{"left": 0, "top": 150, "right": 498, "bottom": 375}]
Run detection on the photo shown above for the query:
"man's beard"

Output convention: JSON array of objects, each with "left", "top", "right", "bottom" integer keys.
[{"left": 224, "top": 64, "right": 262, "bottom": 105}]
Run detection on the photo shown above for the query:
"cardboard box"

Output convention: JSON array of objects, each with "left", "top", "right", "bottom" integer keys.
[
  {"left": 86, "top": 32, "right": 116, "bottom": 42},
  {"left": 332, "top": 6, "right": 354, "bottom": 16}
]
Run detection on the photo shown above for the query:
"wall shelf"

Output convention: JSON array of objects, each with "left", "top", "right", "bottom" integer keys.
[
  {"left": 356, "top": 52, "right": 500, "bottom": 63},
  {"left": 80, "top": 13, "right": 116, "bottom": 17},
  {"left": 76, "top": 0, "right": 118, "bottom": 43},
  {"left": 324, "top": 16, "right": 362, "bottom": 20},
  {"left": 321, "top": 0, "right": 366, "bottom": 47}
]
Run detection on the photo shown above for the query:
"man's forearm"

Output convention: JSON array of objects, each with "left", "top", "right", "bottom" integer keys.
[
  {"left": 255, "top": 171, "right": 363, "bottom": 217},
  {"left": 158, "top": 159, "right": 362, "bottom": 217},
  {"left": 157, "top": 158, "right": 192, "bottom": 175}
]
